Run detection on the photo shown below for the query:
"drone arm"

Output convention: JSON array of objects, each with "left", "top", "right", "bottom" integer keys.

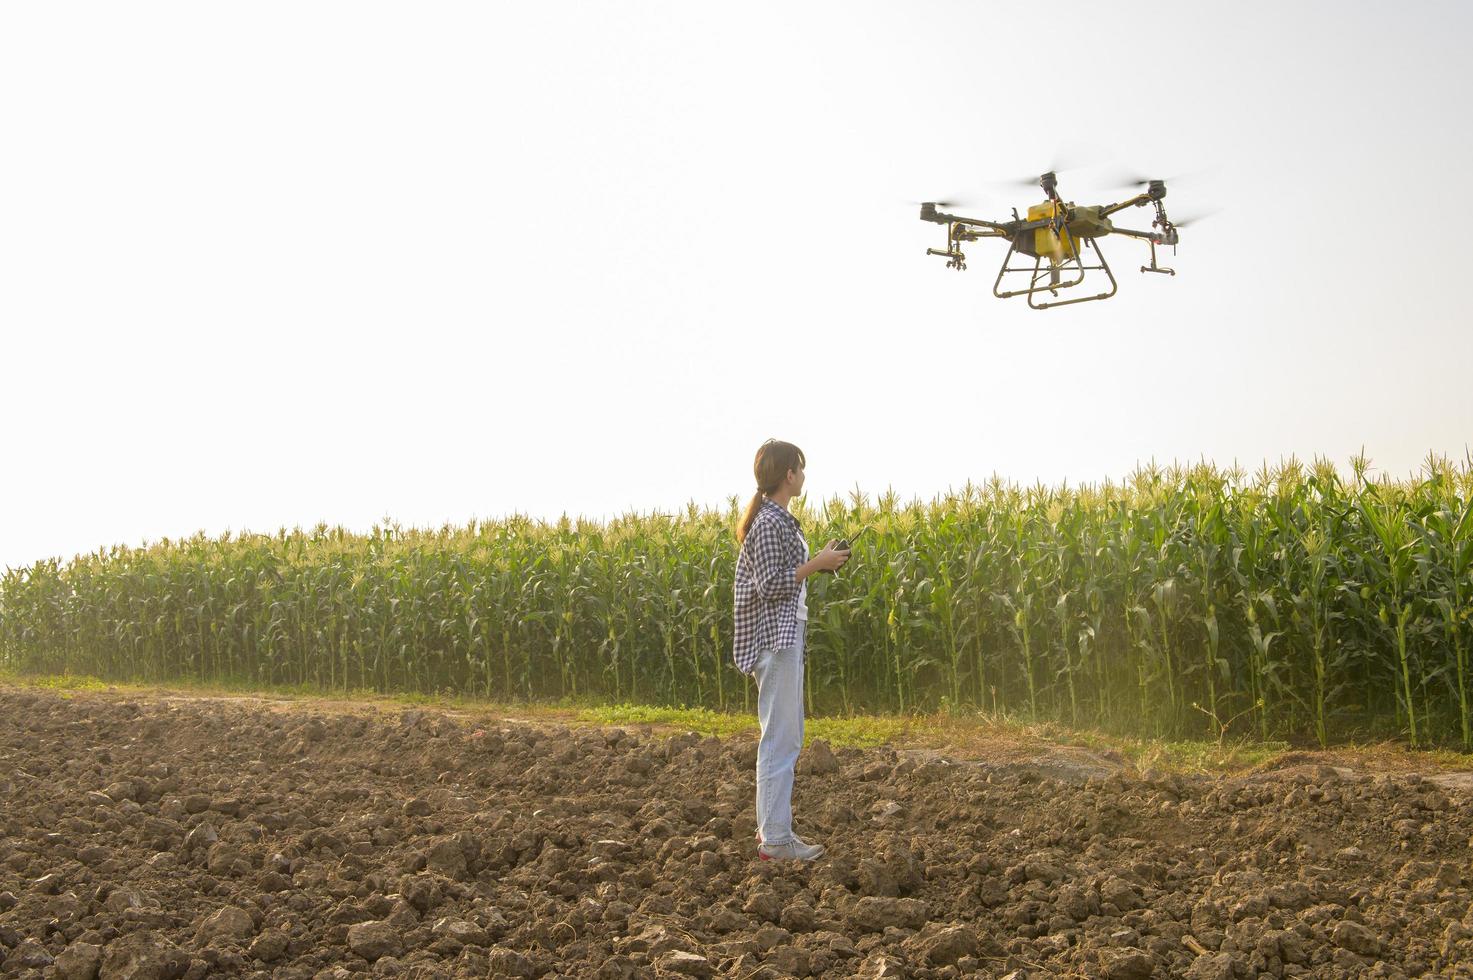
[
  {"left": 954, "top": 219, "right": 1011, "bottom": 235},
  {"left": 1112, "top": 224, "right": 1181, "bottom": 254},
  {"left": 946, "top": 214, "right": 1012, "bottom": 234},
  {"left": 1098, "top": 194, "right": 1153, "bottom": 218},
  {"left": 1109, "top": 225, "right": 1167, "bottom": 243},
  {"left": 952, "top": 222, "right": 1009, "bottom": 241},
  {"left": 921, "top": 204, "right": 1012, "bottom": 234}
]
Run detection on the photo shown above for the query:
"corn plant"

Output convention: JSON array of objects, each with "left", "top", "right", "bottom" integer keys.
[{"left": 3, "top": 458, "right": 1470, "bottom": 745}]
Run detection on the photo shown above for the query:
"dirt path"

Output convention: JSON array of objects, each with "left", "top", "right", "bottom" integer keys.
[{"left": 2, "top": 686, "right": 1472, "bottom": 978}]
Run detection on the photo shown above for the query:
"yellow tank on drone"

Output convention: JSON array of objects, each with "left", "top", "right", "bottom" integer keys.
[{"left": 1028, "top": 200, "right": 1077, "bottom": 261}]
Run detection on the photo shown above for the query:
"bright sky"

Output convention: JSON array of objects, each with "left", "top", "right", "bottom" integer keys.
[{"left": 4, "top": 1, "right": 1471, "bottom": 570}]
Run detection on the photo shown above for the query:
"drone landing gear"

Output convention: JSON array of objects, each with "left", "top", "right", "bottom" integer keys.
[
  {"left": 1142, "top": 240, "right": 1175, "bottom": 276},
  {"left": 992, "top": 237, "right": 1118, "bottom": 310},
  {"left": 927, "top": 246, "right": 966, "bottom": 270}
]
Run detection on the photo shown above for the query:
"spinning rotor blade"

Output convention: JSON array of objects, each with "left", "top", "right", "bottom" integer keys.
[
  {"left": 1097, "top": 167, "right": 1209, "bottom": 192},
  {"left": 907, "top": 199, "right": 984, "bottom": 211},
  {"left": 1165, "top": 208, "right": 1220, "bottom": 229},
  {"left": 997, "top": 173, "right": 1054, "bottom": 189},
  {"left": 994, "top": 145, "right": 1099, "bottom": 190}
]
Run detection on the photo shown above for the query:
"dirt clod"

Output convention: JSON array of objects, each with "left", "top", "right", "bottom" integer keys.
[
  {"left": 3, "top": 687, "right": 1473, "bottom": 980},
  {"left": 52, "top": 942, "right": 103, "bottom": 980},
  {"left": 193, "top": 906, "right": 254, "bottom": 946},
  {"left": 346, "top": 920, "right": 402, "bottom": 962}
]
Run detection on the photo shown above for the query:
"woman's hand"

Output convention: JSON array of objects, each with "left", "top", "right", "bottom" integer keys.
[
  {"left": 797, "top": 540, "right": 850, "bottom": 582},
  {"left": 814, "top": 539, "right": 851, "bottom": 572}
]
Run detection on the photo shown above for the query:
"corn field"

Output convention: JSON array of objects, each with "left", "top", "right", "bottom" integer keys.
[{"left": 3, "top": 457, "right": 1471, "bottom": 746}]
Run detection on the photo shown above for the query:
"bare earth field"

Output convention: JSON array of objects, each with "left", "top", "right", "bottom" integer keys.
[{"left": 3, "top": 687, "right": 1473, "bottom": 979}]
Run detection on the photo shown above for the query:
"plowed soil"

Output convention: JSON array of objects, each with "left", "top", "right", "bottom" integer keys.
[{"left": 3, "top": 686, "right": 1473, "bottom": 979}]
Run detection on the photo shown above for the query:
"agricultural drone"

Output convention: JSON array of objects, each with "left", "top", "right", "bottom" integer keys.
[{"left": 919, "top": 171, "right": 1199, "bottom": 310}]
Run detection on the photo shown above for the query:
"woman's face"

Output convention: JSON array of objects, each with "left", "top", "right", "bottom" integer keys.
[{"left": 786, "top": 464, "right": 806, "bottom": 497}]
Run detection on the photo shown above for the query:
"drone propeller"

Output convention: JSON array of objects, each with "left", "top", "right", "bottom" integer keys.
[
  {"left": 907, "top": 199, "right": 983, "bottom": 211},
  {"left": 1163, "top": 208, "right": 1220, "bottom": 229},
  {"left": 997, "top": 172, "right": 1056, "bottom": 190},
  {"left": 1097, "top": 167, "right": 1209, "bottom": 192},
  {"left": 994, "top": 168, "right": 1077, "bottom": 195},
  {"left": 994, "top": 145, "right": 1100, "bottom": 191}
]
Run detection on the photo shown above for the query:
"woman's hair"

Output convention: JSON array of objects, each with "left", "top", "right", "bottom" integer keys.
[{"left": 737, "top": 439, "right": 806, "bottom": 543}]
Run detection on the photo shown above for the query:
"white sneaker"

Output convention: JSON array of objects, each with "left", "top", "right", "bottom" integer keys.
[{"left": 757, "top": 838, "right": 825, "bottom": 861}]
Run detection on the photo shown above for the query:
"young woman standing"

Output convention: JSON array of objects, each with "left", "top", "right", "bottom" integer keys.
[{"left": 733, "top": 439, "right": 849, "bottom": 861}]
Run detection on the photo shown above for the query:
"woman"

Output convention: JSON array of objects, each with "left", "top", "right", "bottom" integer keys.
[{"left": 733, "top": 439, "right": 849, "bottom": 861}]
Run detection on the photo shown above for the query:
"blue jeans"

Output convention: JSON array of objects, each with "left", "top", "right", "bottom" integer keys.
[{"left": 753, "top": 620, "right": 805, "bottom": 846}]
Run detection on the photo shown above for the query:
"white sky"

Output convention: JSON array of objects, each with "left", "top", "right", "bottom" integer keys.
[{"left": 3, "top": 1, "right": 1471, "bottom": 570}]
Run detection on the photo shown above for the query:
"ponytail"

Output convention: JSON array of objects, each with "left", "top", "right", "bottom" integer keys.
[{"left": 737, "top": 492, "right": 766, "bottom": 544}]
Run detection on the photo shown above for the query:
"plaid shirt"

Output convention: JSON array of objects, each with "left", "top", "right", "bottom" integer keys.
[{"left": 732, "top": 498, "right": 806, "bottom": 674}]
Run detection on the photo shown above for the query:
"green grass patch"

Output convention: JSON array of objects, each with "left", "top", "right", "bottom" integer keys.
[
  {"left": 1122, "top": 737, "right": 1294, "bottom": 774},
  {"left": 572, "top": 704, "right": 951, "bottom": 750},
  {"left": 5, "top": 670, "right": 1469, "bottom": 776},
  {"left": 575, "top": 703, "right": 757, "bottom": 738},
  {"left": 0, "top": 668, "right": 109, "bottom": 692},
  {"left": 0, "top": 668, "right": 520, "bottom": 711},
  {"left": 808, "top": 714, "right": 936, "bottom": 748}
]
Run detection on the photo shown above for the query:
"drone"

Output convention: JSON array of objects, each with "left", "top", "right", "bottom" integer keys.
[{"left": 919, "top": 171, "right": 1195, "bottom": 310}]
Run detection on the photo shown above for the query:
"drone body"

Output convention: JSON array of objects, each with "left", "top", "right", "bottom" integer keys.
[{"left": 920, "top": 173, "right": 1185, "bottom": 310}]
